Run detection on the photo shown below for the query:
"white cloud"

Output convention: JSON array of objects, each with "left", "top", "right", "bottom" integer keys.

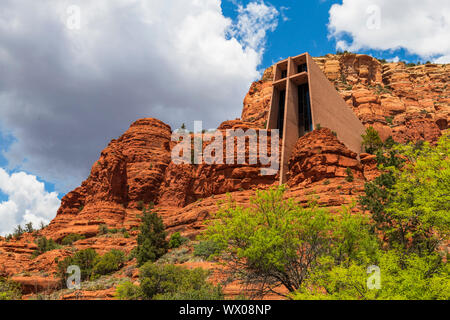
[
  {"left": 387, "top": 56, "right": 400, "bottom": 63},
  {"left": 230, "top": 0, "right": 278, "bottom": 52},
  {"left": 0, "top": 169, "right": 60, "bottom": 236},
  {"left": 328, "top": 0, "right": 450, "bottom": 62},
  {"left": 434, "top": 55, "right": 450, "bottom": 64},
  {"left": 0, "top": 0, "right": 279, "bottom": 193}
]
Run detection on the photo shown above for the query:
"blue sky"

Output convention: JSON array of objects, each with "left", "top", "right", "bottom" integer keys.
[
  {"left": 223, "top": 0, "right": 430, "bottom": 70},
  {"left": 0, "top": 0, "right": 448, "bottom": 234}
]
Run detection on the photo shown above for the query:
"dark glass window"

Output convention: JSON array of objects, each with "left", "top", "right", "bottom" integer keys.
[
  {"left": 297, "top": 63, "right": 307, "bottom": 73},
  {"left": 298, "top": 83, "right": 312, "bottom": 134},
  {"left": 278, "top": 90, "right": 286, "bottom": 138}
]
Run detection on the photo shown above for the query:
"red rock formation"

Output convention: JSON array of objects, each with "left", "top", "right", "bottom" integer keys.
[
  {"left": 159, "top": 120, "right": 278, "bottom": 207},
  {"left": 45, "top": 118, "right": 172, "bottom": 240},
  {"left": 287, "top": 128, "right": 363, "bottom": 186}
]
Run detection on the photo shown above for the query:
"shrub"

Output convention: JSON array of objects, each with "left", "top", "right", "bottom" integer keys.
[
  {"left": 25, "top": 222, "right": 34, "bottom": 233},
  {"left": 13, "top": 225, "right": 24, "bottom": 239},
  {"left": 361, "top": 126, "right": 383, "bottom": 154},
  {"left": 135, "top": 205, "right": 168, "bottom": 266},
  {"left": 383, "top": 136, "right": 396, "bottom": 149},
  {"left": 92, "top": 249, "right": 125, "bottom": 277},
  {"left": 136, "top": 201, "right": 144, "bottom": 211},
  {"left": 138, "top": 263, "right": 223, "bottom": 300},
  {"left": 168, "top": 232, "right": 188, "bottom": 249},
  {"left": 385, "top": 116, "right": 393, "bottom": 125},
  {"left": 115, "top": 281, "right": 142, "bottom": 300},
  {"left": 58, "top": 248, "right": 98, "bottom": 282},
  {"left": 0, "top": 278, "right": 22, "bottom": 300},
  {"left": 158, "top": 247, "right": 192, "bottom": 264},
  {"left": 98, "top": 224, "right": 109, "bottom": 235},
  {"left": 33, "top": 237, "right": 60, "bottom": 257},
  {"left": 61, "top": 234, "right": 85, "bottom": 246},
  {"left": 193, "top": 240, "right": 222, "bottom": 260},
  {"left": 345, "top": 167, "right": 354, "bottom": 182}
]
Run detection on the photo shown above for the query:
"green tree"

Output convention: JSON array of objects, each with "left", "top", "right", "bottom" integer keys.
[
  {"left": 115, "top": 281, "right": 143, "bottom": 300},
  {"left": 294, "top": 250, "right": 449, "bottom": 300},
  {"left": 135, "top": 205, "right": 168, "bottom": 266},
  {"left": 203, "top": 187, "right": 377, "bottom": 298},
  {"left": 33, "top": 237, "right": 60, "bottom": 257},
  {"left": 58, "top": 248, "right": 99, "bottom": 282},
  {"left": 361, "top": 126, "right": 383, "bottom": 154},
  {"left": 0, "top": 278, "right": 22, "bottom": 300},
  {"left": 25, "top": 222, "right": 34, "bottom": 233},
  {"left": 168, "top": 232, "right": 188, "bottom": 249},
  {"left": 360, "top": 132, "right": 450, "bottom": 254},
  {"left": 138, "top": 263, "right": 223, "bottom": 300},
  {"left": 194, "top": 240, "right": 222, "bottom": 260},
  {"left": 92, "top": 249, "right": 125, "bottom": 277},
  {"left": 61, "top": 233, "right": 85, "bottom": 246},
  {"left": 13, "top": 225, "right": 24, "bottom": 239}
]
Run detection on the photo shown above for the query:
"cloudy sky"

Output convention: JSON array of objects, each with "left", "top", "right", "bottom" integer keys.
[{"left": 0, "top": 0, "right": 449, "bottom": 235}]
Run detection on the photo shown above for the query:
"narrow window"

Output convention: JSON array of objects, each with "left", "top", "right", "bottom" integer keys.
[
  {"left": 298, "top": 83, "right": 312, "bottom": 134},
  {"left": 278, "top": 90, "right": 286, "bottom": 138}
]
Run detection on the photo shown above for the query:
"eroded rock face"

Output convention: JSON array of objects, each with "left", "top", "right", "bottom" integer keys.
[
  {"left": 46, "top": 118, "right": 172, "bottom": 240},
  {"left": 287, "top": 128, "right": 363, "bottom": 186},
  {"left": 158, "top": 120, "right": 278, "bottom": 207},
  {"left": 240, "top": 67, "right": 274, "bottom": 128}
]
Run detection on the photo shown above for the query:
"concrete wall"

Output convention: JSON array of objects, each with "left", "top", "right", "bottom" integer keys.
[{"left": 306, "top": 54, "right": 365, "bottom": 155}]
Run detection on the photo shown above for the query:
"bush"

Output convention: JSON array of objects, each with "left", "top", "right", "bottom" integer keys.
[
  {"left": 0, "top": 278, "right": 22, "bottom": 300},
  {"left": 115, "top": 281, "right": 142, "bottom": 300},
  {"left": 135, "top": 205, "right": 168, "bottom": 266},
  {"left": 168, "top": 232, "right": 188, "bottom": 249},
  {"left": 33, "top": 237, "right": 60, "bottom": 257},
  {"left": 136, "top": 201, "right": 145, "bottom": 211},
  {"left": 92, "top": 249, "right": 125, "bottom": 277},
  {"left": 61, "top": 233, "right": 85, "bottom": 246},
  {"left": 383, "top": 136, "right": 396, "bottom": 149},
  {"left": 194, "top": 240, "right": 222, "bottom": 260},
  {"left": 361, "top": 126, "right": 383, "bottom": 154},
  {"left": 58, "top": 248, "right": 127, "bottom": 283},
  {"left": 138, "top": 263, "right": 223, "bottom": 300},
  {"left": 345, "top": 167, "right": 354, "bottom": 182},
  {"left": 98, "top": 224, "right": 109, "bottom": 235},
  {"left": 58, "top": 248, "right": 99, "bottom": 282}
]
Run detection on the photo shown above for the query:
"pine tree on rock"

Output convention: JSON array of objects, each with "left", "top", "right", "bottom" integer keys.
[{"left": 136, "top": 204, "right": 168, "bottom": 266}]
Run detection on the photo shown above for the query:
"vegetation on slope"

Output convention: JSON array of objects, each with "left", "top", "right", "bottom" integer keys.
[{"left": 202, "top": 132, "right": 449, "bottom": 299}]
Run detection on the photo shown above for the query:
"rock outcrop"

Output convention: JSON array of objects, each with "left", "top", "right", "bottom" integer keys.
[{"left": 287, "top": 128, "right": 363, "bottom": 186}]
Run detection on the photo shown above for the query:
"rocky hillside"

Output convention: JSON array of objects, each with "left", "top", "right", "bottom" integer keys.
[
  {"left": 242, "top": 53, "right": 448, "bottom": 142},
  {"left": 0, "top": 53, "right": 448, "bottom": 299}
]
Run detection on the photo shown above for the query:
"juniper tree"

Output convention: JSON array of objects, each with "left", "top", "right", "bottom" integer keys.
[{"left": 136, "top": 204, "right": 168, "bottom": 266}]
